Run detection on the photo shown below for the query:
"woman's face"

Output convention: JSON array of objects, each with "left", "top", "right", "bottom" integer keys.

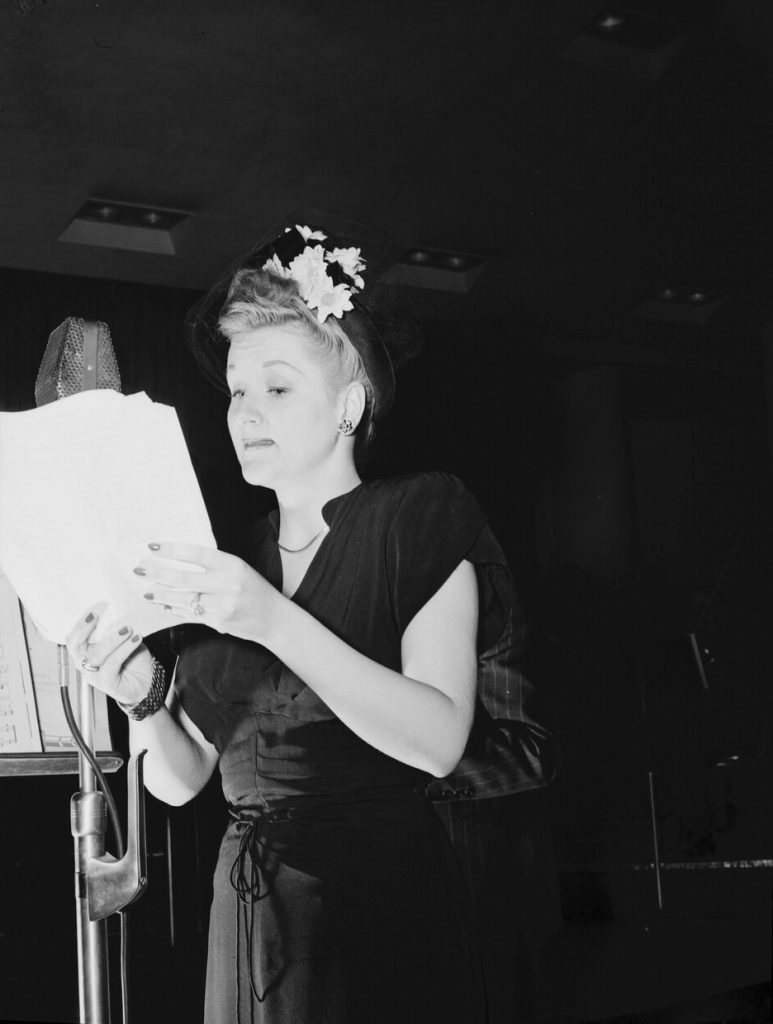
[{"left": 226, "top": 323, "right": 345, "bottom": 490}]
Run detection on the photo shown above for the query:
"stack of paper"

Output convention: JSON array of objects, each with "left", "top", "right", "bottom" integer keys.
[{"left": 0, "top": 390, "right": 217, "bottom": 644}]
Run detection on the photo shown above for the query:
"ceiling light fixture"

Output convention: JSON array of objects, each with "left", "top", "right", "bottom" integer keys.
[
  {"left": 597, "top": 14, "right": 624, "bottom": 32},
  {"left": 632, "top": 284, "right": 725, "bottom": 325},
  {"left": 391, "top": 246, "right": 487, "bottom": 293},
  {"left": 93, "top": 204, "right": 119, "bottom": 220},
  {"left": 59, "top": 198, "right": 190, "bottom": 255},
  {"left": 558, "top": 7, "right": 693, "bottom": 81}
]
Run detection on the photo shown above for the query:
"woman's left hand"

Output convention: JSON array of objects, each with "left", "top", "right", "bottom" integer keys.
[{"left": 133, "top": 542, "right": 280, "bottom": 643}]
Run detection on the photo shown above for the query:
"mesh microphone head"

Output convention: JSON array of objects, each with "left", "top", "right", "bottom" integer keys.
[{"left": 34, "top": 317, "right": 121, "bottom": 406}]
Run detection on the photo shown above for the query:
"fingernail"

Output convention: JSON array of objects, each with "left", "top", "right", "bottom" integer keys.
[
  {"left": 148, "top": 543, "right": 161, "bottom": 551},
  {"left": 143, "top": 592, "right": 154, "bottom": 600},
  {"left": 132, "top": 567, "right": 147, "bottom": 576},
  {"left": 85, "top": 612, "right": 94, "bottom": 623},
  {"left": 130, "top": 634, "right": 140, "bottom": 643},
  {"left": 119, "top": 625, "right": 130, "bottom": 636},
  {"left": 164, "top": 604, "right": 172, "bottom": 612}
]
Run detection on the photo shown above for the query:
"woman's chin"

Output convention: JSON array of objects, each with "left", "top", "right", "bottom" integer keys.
[{"left": 240, "top": 464, "right": 272, "bottom": 487}]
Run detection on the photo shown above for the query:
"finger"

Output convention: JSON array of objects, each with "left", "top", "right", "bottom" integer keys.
[
  {"left": 80, "top": 635, "right": 145, "bottom": 703},
  {"left": 82, "top": 622, "right": 138, "bottom": 669},
  {"left": 66, "top": 601, "right": 107, "bottom": 649},
  {"left": 66, "top": 609, "right": 98, "bottom": 649},
  {"left": 142, "top": 588, "right": 205, "bottom": 612},
  {"left": 134, "top": 560, "right": 214, "bottom": 592},
  {"left": 98, "top": 631, "right": 143, "bottom": 677},
  {"left": 143, "top": 542, "right": 225, "bottom": 570}
]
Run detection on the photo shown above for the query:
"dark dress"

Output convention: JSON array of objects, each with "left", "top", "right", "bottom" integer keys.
[{"left": 174, "top": 472, "right": 500, "bottom": 1024}]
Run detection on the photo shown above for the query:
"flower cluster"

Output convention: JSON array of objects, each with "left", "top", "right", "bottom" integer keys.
[{"left": 262, "top": 224, "right": 367, "bottom": 322}]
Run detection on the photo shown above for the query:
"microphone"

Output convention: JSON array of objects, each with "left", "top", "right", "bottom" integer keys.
[
  {"left": 34, "top": 317, "right": 121, "bottom": 406},
  {"left": 32, "top": 318, "right": 145, "bottom": 1021}
]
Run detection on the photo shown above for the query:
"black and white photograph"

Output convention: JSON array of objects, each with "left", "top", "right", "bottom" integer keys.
[{"left": 0, "top": 2, "right": 770, "bottom": 1023}]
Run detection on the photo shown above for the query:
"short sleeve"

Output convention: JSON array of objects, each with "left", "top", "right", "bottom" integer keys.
[
  {"left": 173, "top": 623, "right": 281, "bottom": 749},
  {"left": 173, "top": 627, "right": 227, "bottom": 745},
  {"left": 385, "top": 473, "right": 487, "bottom": 636}
]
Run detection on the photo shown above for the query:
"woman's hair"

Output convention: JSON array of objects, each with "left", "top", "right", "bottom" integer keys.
[{"left": 218, "top": 267, "right": 377, "bottom": 451}]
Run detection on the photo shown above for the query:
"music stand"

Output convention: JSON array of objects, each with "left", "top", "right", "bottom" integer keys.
[{"left": 0, "top": 575, "right": 147, "bottom": 1024}]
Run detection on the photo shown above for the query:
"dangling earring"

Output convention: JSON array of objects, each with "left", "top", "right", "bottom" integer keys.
[{"left": 338, "top": 418, "right": 354, "bottom": 436}]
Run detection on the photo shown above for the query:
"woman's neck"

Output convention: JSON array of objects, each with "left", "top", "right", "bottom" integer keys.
[{"left": 274, "top": 466, "right": 361, "bottom": 545}]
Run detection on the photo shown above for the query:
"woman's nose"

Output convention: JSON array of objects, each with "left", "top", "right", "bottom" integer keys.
[{"left": 240, "top": 399, "right": 264, "bottom": 425}]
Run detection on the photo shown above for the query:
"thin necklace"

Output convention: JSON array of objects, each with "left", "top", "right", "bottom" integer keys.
[{"left": 277, "top": 526, "right": 328, "bottom": 554}]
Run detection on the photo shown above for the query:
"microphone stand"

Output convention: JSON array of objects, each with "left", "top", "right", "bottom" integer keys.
[{"left": 62, "top": 645, "right": 148, "bottom": 1024}]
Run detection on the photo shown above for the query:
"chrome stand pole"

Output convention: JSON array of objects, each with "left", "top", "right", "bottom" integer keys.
[{"left": 63, "top": 645, "right": 111, "bottom": 1023}]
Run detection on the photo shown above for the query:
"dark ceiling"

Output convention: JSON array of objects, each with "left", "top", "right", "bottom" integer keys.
[{"left": 2, "top": 0, "right": 773, "bottom": 370}]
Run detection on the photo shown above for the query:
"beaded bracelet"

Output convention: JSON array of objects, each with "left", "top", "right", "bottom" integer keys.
[{"left": 118, "top": 657, "right": 169, "bottom": 722}]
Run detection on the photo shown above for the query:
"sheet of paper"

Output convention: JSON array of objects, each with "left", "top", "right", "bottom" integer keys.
[{"left": 0, "top": 390, "right": 217, "bottom": 644}]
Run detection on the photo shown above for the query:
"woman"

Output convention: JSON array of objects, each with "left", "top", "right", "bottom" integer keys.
[{"left": 66, "top": 218, "right": 494, "bottom": 1023}]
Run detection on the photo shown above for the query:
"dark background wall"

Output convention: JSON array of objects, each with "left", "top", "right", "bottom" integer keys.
[{"left": 0, "top": 268, "right": 770, "bottom": 1022}]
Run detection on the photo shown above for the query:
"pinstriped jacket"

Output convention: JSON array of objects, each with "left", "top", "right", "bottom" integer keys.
[{"left": 426, "top": 560, "right": 559, "bottom": 803}]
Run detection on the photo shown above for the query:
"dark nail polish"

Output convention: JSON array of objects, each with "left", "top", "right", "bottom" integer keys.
[
  {"left": 85, "top": 612, "right": 94, "bottom": 623},
  {"left": 119, "top": 626, "right": 130, "bottom": 636},
  {"left": 143, "top": 592, "right": 154, "bottom": 600},
  {"left": 132, "top": 567, "right": 146, "bottom": 576},
  {"left": 148, "top": 542, "right": 161, "bottom": 551},
  {"left": 130, "top": 634, "right": 140, "bottom": 643}
]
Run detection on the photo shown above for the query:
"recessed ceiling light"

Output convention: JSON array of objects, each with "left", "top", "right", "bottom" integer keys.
[
  {"left": 59, "top": 198, "right": 190, "bottom": 255},
  {"left": 597, "top": 14, "right": 624, "bottom": 32},
  {"left": 559, "top": 7, "right": 692, "bottom": 80},
  {"left": 391, "top": 246, "right": 487, "bottom": 293},
  {"left": 631, "top": 284, "right": 725, "bottom": 324}
]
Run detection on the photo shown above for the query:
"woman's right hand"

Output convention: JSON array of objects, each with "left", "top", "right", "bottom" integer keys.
[{"left": 65, "top": 603, "right": 155, "bottom": 707}]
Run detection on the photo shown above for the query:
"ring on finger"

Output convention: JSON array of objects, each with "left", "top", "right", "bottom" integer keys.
[
  {"left": 79, "top": 655, "right": 100, "bottom": 674},
  {"left": 190, "top": 592, "right": 205, "bottom": 616}
]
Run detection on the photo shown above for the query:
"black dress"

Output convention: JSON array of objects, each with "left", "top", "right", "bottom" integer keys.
[{"left": 175, "top": 472, "right": 498, "bottom": 1024}]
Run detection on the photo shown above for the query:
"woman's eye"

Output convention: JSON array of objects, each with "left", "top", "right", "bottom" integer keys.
[
  {"left": 229, "top": 389, "right": 244, "bottom": 400},
  {"left": 268, "top": 386, "right": 288, "bottom": 396}
]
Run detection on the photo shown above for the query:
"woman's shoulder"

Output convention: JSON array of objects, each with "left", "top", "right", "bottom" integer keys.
[
  {"left": 362, "top": 470, "right": 477, "bottom": 509},
  {"left": 357, "top": 472, "right": 486, "bottom": 543}
]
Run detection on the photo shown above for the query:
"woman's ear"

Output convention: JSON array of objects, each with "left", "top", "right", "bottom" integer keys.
[{"left": 340, "top": 381, "right": 366, "bottom": 431}]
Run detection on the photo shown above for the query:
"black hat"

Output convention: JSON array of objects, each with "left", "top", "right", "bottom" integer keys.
[{"left": 184, "top": 206, "right": 422, "bottom": 420}]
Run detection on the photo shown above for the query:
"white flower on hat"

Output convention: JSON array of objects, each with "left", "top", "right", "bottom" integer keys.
[
  {"left": 326, "top": 246, "right": 366, "bottom": 289},
  {"left": 314, "top": 283, "right": 355, "bottom": 322},
  {"left": 265, "top": 227, "right": 369, "bottom": 322},
  {"left": 262, "top": 253, "right": 291, "bottom": 278},
  {"left": 296, "top": 224, "right": 327, "bottom": 243},
  {"left": 288, "top": 245, "right": 336, "bottom": 315}
]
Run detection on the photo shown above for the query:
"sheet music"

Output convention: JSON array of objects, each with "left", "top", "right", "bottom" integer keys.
[
  {"left": 0, "top": 568, "right": 41, "bottom": 753},
  {"left": 0, "top": 567, "right": 113, "bottom": 754},
  {"left": 0, "top": 390, "right": 217, "bottom": 645},
  {"left": 21, "top": 603, "right": 113, "bottom": 752}
]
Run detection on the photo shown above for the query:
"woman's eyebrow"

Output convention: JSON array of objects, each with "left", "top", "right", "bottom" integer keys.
[
  {"left": 226, "top": 359, "right": 303, "bottom": 373},
  {"left": 261, "top": 359, "right": 303, "bottom": 372}
]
